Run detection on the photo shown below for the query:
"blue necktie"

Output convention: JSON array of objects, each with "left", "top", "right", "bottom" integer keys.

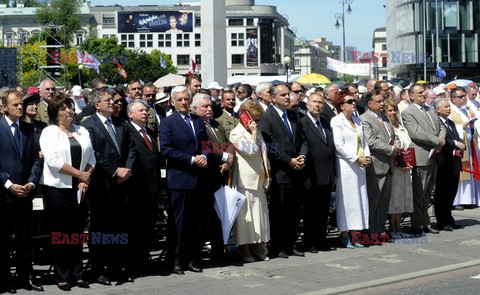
[
  {"left": 12, "top": 123, "right": 22, "bottom": 157},
  {"left": 315, "top": 120, "right": 327, "bottom": 144},
  {"left": 185, "top": 114, "right": 198, "bottom": 146},
  {"left": 282, "top": 111, "right": 293, "bottom": 136}
]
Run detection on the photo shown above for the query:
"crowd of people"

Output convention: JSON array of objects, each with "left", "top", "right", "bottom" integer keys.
[{"left": 0, "top": 74, "right": 479, "bottom": 293}]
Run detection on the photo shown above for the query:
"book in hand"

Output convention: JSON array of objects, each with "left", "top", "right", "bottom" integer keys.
[
  {"left": 396, "top": 147, "right": 416, "bottom": 167},
  {"left": 238, "top": 109, "right": 253, "bottom": 130}
]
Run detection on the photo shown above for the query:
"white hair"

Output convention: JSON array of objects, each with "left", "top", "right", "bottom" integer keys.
[
  {"left": 256, "top": 81, "right": 272, "bottom": 96},
  {"left": 171, "top": 85, "right": 190, "bottom": 100},
  {"left": 191, "top": 92, "right": 211, "bottom": 108}
]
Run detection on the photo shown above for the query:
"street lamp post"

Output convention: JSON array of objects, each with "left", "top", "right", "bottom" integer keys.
[
  {"left": 283, "top": 56, "right": 291, "bottom": 83},
  {"left": 334, "top": 0, "right": 353, "bottom": 63},
  {"left": 78, "top": 64, "right": 83, "bottom": 88}
]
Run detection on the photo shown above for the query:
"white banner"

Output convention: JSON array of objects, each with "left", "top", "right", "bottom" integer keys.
[{"left": 327, "top": 57, "right": 370, "bottom": 76}]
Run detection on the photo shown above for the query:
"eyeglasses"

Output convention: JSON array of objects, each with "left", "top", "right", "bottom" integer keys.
[
  {"left": 113, "top": 100, "right": 122, "bottom": 104},
  {"left": 291, "top": 90, "right": 302, "bottom": 94},
  {"left": 144, "top": 94, "right": 155, "bottom": 98},
  {"left": 45, "top": 88, "right": 56, "bottom": 91},
  {"left": 344, "top": 99, "right": 356, "bottom": 104},
  {"left": 455, "top": 95, "right": 466, "bottom": 99}
]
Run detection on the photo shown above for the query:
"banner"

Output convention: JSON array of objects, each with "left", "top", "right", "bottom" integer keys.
[
  {"left": 246, "top": 28, "right": 258, "bottom": 67},
  {"left": 327, "top": 57, "right": 370, "bottom": 76},
  {"left": 118, "top": 11, "right": 193, "bottom": 33}
]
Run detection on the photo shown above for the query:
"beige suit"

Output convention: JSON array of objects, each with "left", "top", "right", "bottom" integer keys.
[{"left": 229, "top": 123, "right": 271, "bottom": 245}]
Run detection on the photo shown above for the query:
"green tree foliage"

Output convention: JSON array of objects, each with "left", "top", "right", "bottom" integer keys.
[
  {"left": 36, "top": 0, "right": 82, "bottom": 46},
  {"left": 20, "top": 40, "right": 47, "bottom": 87}
]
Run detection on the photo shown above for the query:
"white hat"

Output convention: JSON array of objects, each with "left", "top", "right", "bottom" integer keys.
[
  {"left": 433, "top": 86, "right": 446, "bottom": 95},
  {"left": 155, "top": 92, "right": 168, "bottom": 104},
  {"left": 71, "top": 85, "right": 82, "bottom": 97},
  {"left": 207, "top": 81, "right": 223, "bottom": 90}
]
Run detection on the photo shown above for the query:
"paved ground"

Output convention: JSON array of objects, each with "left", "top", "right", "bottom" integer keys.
[{"left": 12, "top": 206, "right": 480, "bottom": 294}]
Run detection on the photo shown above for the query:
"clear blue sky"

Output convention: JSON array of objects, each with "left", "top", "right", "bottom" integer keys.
[{"left": 91, "top": 0, "right": 386, "bottom": 53}]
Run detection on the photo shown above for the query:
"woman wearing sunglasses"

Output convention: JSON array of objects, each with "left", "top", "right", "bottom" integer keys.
[{"left": 330, "top": 92, "right": 371, "bottom": 249}]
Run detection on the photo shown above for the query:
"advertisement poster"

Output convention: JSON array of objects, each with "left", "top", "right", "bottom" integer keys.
[
  {"left": 118, "top": 11, "right": 193, "bottom": 33},
  {"left": 246, "top": 28, "right": 258, "bottom": 67}
]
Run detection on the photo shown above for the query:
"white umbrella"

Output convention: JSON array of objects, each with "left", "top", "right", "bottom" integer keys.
[
  {"left": 214, "top": 186, "right": 247, "bottom": 244},
  {"left": 447, "top": 79, "right": 473, "bottom": 87},
  {"left": 154, "top": 73, "right": 186, "bottom": 88}
]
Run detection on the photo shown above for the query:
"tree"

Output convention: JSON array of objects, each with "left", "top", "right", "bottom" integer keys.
[
  {"left": 36, "top": 0, "right": 82, "bottom": 46},
  {"left": 20, "top": 40, "right": 47, "bottom": 87}
]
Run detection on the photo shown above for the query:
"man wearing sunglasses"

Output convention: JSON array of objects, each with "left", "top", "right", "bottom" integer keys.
[{"left": 36, "top": 79, "right": 56, "bottom": 124}]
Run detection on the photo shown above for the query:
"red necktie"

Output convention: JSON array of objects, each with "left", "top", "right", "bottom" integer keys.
[{"left": 140, "top": 128, "right": 153, "bottom": 152}]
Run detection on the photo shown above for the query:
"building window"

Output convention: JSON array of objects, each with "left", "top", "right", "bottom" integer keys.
[
  {"left": 76, "top": 33, "right": 84, "bottom": 45},
  {"left": 231, "top": 33, "right": 245, "bottom": 46},
  {"left": 382, "top": 44, "right": 387, "bottom": 51},
  {"left": 177, "top": 33, "right": 190, "bottom": 47},
  {"left": 102, "top": 34, "right": 109, "bottom": 38},
  {"left": 195, "top": 54, "right": 201, "bottom": 65},
  {"left": 158, "top": 34, "right": 172, "bottom": 47},
  {"left": 246, "top": 18, "right": 254, "bottom": 26},
  {"left": 6, "top": 33, "right": 14, "bottom": 46},
  {"left": 195, "top": 33, "right": 201, "bottom": 47},
  {"left": 195, "top": 16, "right": 201, "bottom": 27},
  {"left": 140, "top": 34, "right": 153, "bottom": 47},
  {"left": 295, "top": 58, "right": 299, "bottom": 66},
  {"left": 232, "top": 54, "right": 244, "bottom": 65},
  {"left": 228, "top": 19, "right": 243, "bottom": 26},
  {"left": 443, "top": 2, "right": 457, "bottom": 29},
  {"left": 177, "top": 54, "right": 190, "bottom": 66},
  {"left": 103, "top": 16, "right": 115, "bottom": 24},
  {"left": 121, "top": 34, "right": 134, "bottom": 48}
]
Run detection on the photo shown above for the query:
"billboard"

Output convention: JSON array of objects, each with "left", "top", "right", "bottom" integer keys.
[
  {"left": 246, "top": 28, "right": 258, "bottom": 67},
  {"left": 118, "top": 11, "right": 193, "bottom": 33}
]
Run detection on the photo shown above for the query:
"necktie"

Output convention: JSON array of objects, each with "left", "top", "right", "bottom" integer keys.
[
  {"left": 282, "top": 111, "right": 293, "bottom": 136},
  {"left": 106, "top": 118, "right": 120, "bottom": 154},
  {"left": 205, "top": 121, "right": 220, "bottom": 142},
  {"left": 315, "top": 120, "right": 327, "bottom": 144},
  {"left": 140, "top": 128, "right": 153, "bottom": 152},
  {"left": 12, "top": 123, "right": 22, "bottom": 157},
  {"left": 185, "top": 114, "right": 198, "bottom": 146},
  {"left": 421, "top": 106, "right": 435, "bottom": 130}
]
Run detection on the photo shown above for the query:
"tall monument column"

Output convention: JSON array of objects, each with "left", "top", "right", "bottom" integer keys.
[{"left": 201, "top": 0, "right": 227, "bottom": 87}]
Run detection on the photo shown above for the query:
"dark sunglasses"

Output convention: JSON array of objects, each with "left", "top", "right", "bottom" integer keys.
[
  {"left": 144, "top": 94, "right": 156, "bottom": 98},
  {"left": 291, "top": 90, "right": 302, "bottom": 94},
  {"left": 45, "top": 88, "right": 56, "bottom": 91},
  {"left": 455, "top": 95, "right": 466, "bottom": 98},
  {"left": 344, "top": 99, "right": 356, "bottom": 104},
  {"left": 113, "top": 100, "right": 122, "bottom": 104}
]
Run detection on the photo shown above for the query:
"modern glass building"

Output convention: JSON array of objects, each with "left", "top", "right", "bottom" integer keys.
[{"left": 387, "top": 0, "right": 479, "bottom": 81}]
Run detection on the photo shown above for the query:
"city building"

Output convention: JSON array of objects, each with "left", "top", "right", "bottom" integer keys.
[
  {"left": 294, "top": 38, "right": 337, "bottom": 79},
  {"left": 387, "top": 0, "right": 480, "bottom": 82},
  {"left": 371, "top": 27, "right": 389, "bottom": 80},
  {"left": 91, "top": 0, "right": 296, "bottom": 77}
]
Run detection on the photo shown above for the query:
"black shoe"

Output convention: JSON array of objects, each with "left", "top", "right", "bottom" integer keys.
[
  {"left": 441, "top": 225, "right": 453, "bottom": 231},
  {"left": 172, "top": 266, "right": 185, "bottom": 275},
  {"left": 451, "top": 223, "right": 465, "bottom": 229},
  {"left": 307, "top": 246, "right": 318, "bottom": 253},
  {"left": 76, "top": 280, "right": 90, "bottom": 289},
  {"left": 424, "top": 225, "right": 439, "bottom": 234},
  {"left": 96, "top": 275, "right": 111, "bottom": 286},
  {"left": 277, "top": 250, "right": 289, "bottom": 259},
  {"left": 317, "top": 243, "right": 335, "bottom": 252},
  {"left": 56, "top": 283, "right": 71, "bottom": 291},
  {"left": 411, "top": 228, "right": 425, "bottom": 236},
  {"left": 23, "top": 280, "right": 44, "bottom": 292},
  {"left": 187, "top": 262, "right": 203, "bottom": 273},
  {"left": 4, "top": 284, "right": 16, "bottom": 294},
  {"left": 291, "top": 249, "right": 305, "bottom": 257}
]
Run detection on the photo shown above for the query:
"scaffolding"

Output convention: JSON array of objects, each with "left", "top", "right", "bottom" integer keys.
[{"left": 38, "top": 21, "right": 68, "bottom": 89}]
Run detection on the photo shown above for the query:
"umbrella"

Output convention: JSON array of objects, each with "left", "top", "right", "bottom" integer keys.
[
  {"left": 214, "top": 186, "right": 247, "bottom": 244},
  {"left": 297, "top": 73, "right": 332, "bottom": 85},
  {"left": 154, "top": 73, "right": 186, "bottom": 88},
  {"left": 447, "top": 79, "right": 473, "bottom": 87}
]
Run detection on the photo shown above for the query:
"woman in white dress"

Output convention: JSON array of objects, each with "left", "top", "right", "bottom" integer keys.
[
  {"left": 331, "top": 92, "right": 371, "bottom": 248},
  {"left": 384, "top": 99, "right": 413, "bottom": 236},
  {"left": 230, "top": 100, "right": 271, "bottom": 262}
]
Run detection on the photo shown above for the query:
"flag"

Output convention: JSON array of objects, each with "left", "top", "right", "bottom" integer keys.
[
  {"left": 116, "top": 64, "right": 127, "bottom": 79},
  {"left": 187, "top": 58, "right": 197, "bottom": 76},
  {"left": 160, "top": 56, "right": 166, "bottom": 69},
  {"left": 77, "top": 50, "right": 101, "bottom": 74},
  {"left": 436, "top": 65, "right": 446, "bottom": 79}
]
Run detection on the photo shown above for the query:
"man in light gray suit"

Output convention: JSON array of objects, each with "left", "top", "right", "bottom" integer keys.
[
  {"left": 402, "top": 84, "right": 446, "bottom": 235},
  {"left": 361, "top": 90, "right": 398, "bottom": 242}
]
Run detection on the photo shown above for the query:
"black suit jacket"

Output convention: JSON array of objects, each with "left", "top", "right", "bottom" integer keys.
[
  {"left": 0, "top": 116, "right": 41, "bottom": 205},
  {"left": 81, "top": 114, "right": 136, "bottom": 201},
  {"left": 320, "top": 102, "right": 336, "bottom": 123},
  {"left": 204, "top": 119, "right": 231, "bottom": 191},
  {"left": 301, "top": 115, "right": 336, "bottom": 186},
  {"left": 438, "top": 118, "right": 462, "bottom": 174},
  {"left": 258, "top": 107, "right": 308, "bottom": 184},
  {"left": 127, "top": 122, "right": 160, "bottom": 199}
]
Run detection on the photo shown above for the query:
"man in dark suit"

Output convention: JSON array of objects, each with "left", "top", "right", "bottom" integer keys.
[
  {"left": 81, "top": 88, "right": 137, "bottom": 285},
  {"left": 300, "top": 93, "right": 336, "bottom": 252},
  {"left": 0, "top": 89, "right": 43, "bottom": 293},
  {"left": 258, "top": 83, "right": 308, "bottom": 258},
  {"left": 126, "top": 99, "right": 160, "bottom": 274},
  {"left": 434, "top": 99, "right": 466, "bottom": 231},
  {"left": 192, "top": 92, "right": 234, "bottom": 259},
  {"left": 160, "top": 86, "right": 209, "bottom": 275},
  {"left": 320, "top": 84, "right": 340, "bottom": 123}
]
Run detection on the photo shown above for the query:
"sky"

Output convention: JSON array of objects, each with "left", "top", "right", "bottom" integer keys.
[{"left": 90, "top": 0, "right": 387, "bottom": 53}]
